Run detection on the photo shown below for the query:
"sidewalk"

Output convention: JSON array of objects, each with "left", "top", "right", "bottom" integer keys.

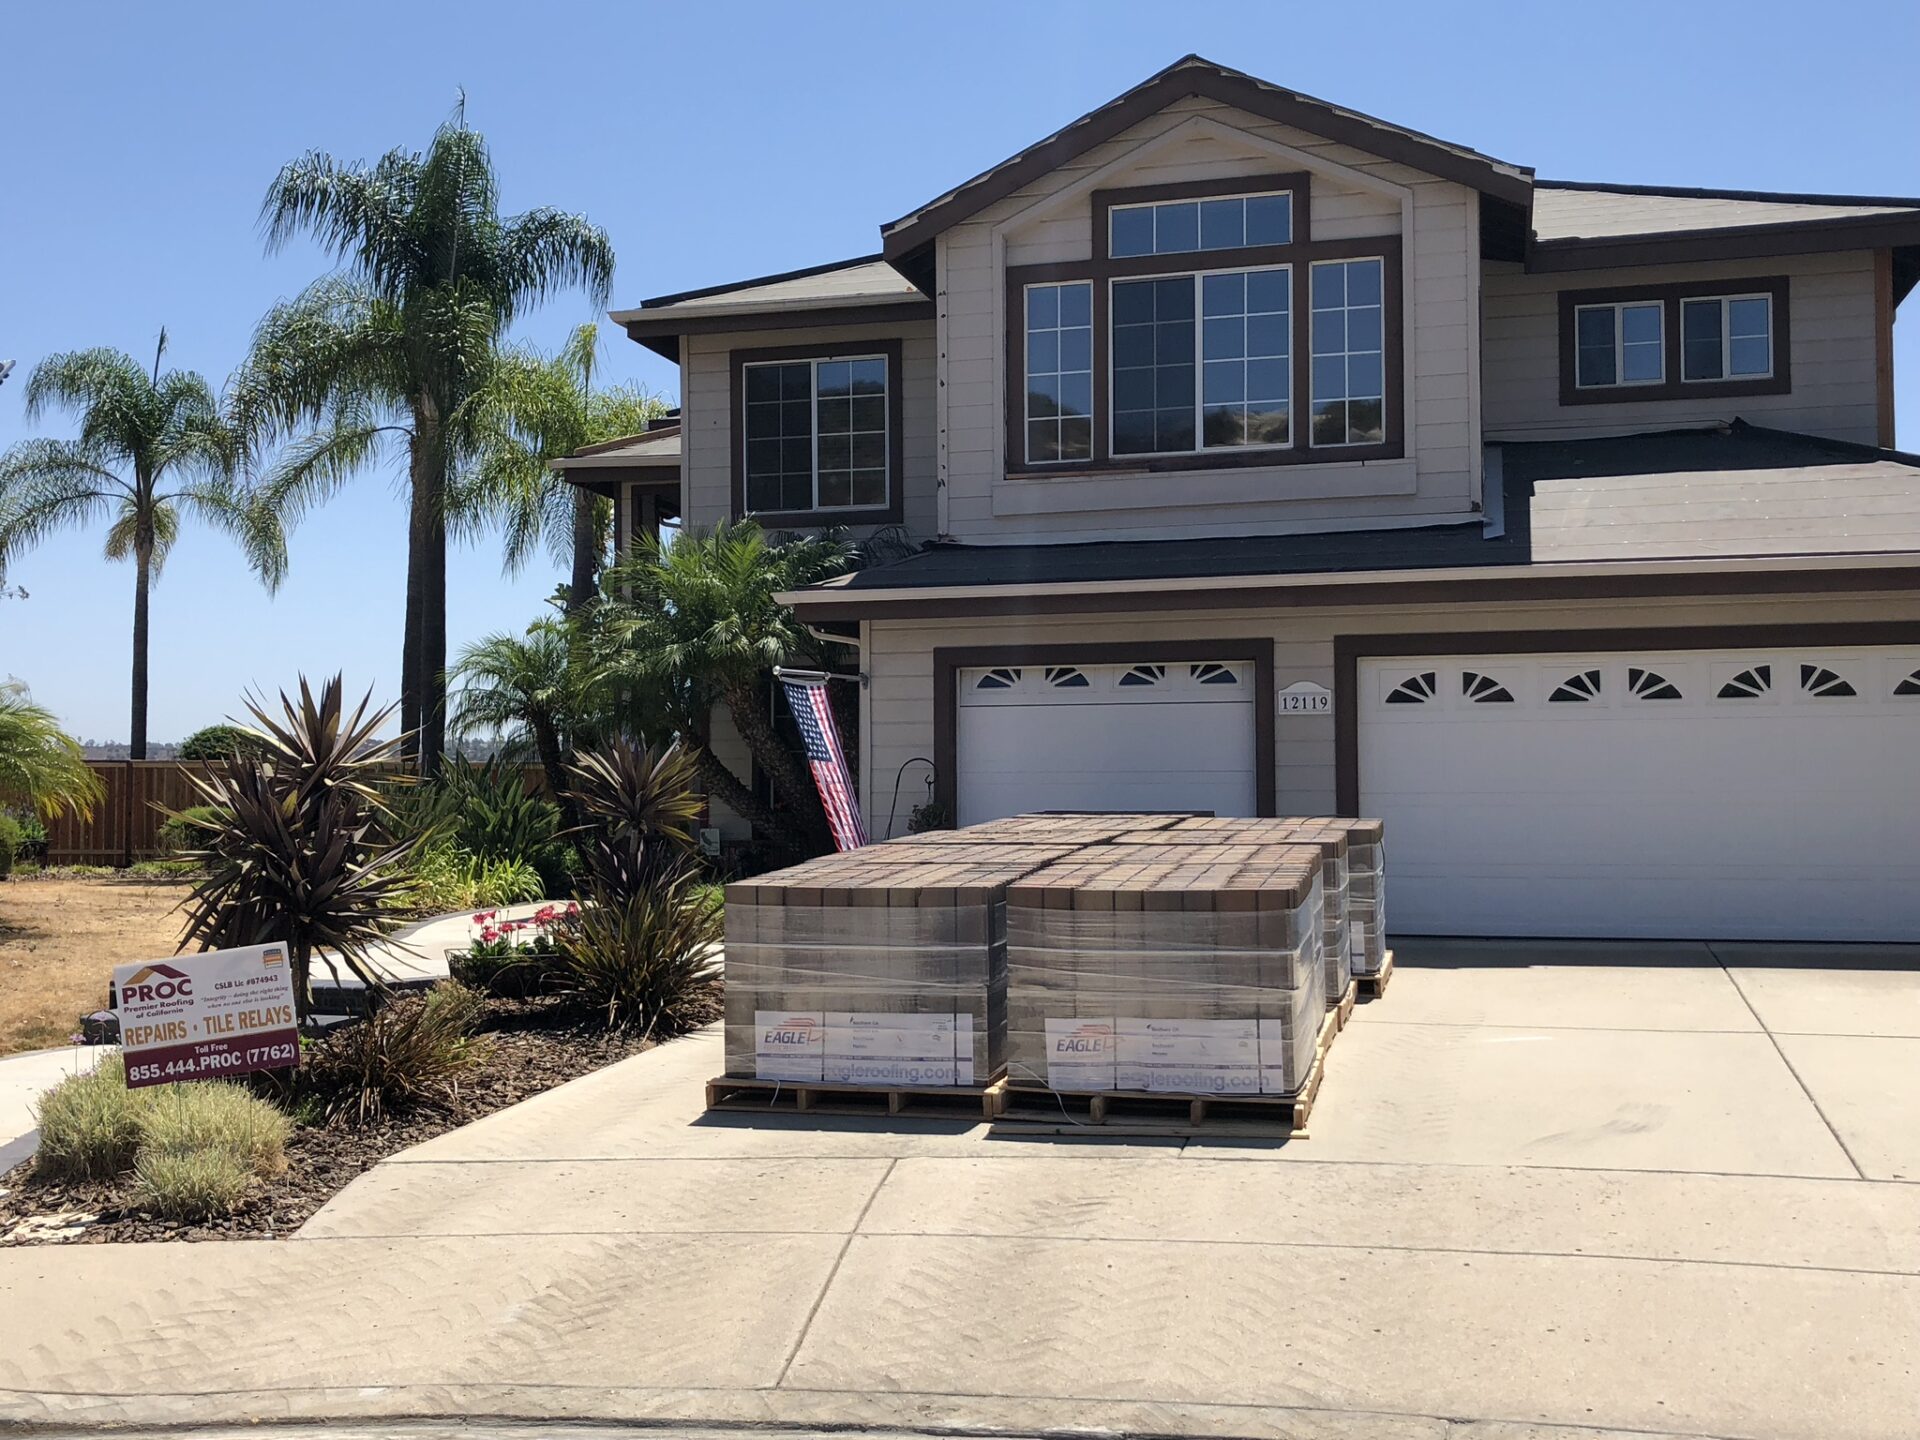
[{"left": 0, "top": 1044, "right": 110, "bottom": 1174}]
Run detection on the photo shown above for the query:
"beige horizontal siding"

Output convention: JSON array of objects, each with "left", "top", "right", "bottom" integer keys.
[
  {"left": 681, "top": 317, "right": 939, "bottom": 538},
  {"left": 937, "top": 96, "right": 1481, "bottom": 545},
  {"left": 1481, "top": 253, "right": 1882, "bottom": 444},
  {"left": 859, "top": 588, "right": 1920, "bottom": 831}
]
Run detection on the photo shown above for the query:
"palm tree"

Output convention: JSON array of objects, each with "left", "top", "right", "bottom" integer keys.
[
  {"left": 449, "top": 616, "right": 606, "bottom": 836},
  {"left": 600, "top": 521, "right": 854, "bottom": 857},
  {"left": 466, "top": 323, "right": 666, "bottom": 609},
  {"left": 234, "top": 100, "right": 614, "bottom": 774},
  {"left": 0, "top": 681, "right": 104, "bottom": 819},
  {"left": 0, "top": 336, "right": 284, "bottom": 758}
]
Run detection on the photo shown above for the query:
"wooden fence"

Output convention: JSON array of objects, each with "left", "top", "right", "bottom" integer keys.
[
  {"left": 44, "top": 762, "right": 217, "bottom": 865},
  {"left": 43, "top": 760, "right": 550, "bottom": 866}
]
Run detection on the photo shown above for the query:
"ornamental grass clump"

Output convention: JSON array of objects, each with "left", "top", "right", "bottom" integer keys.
[
  {"left": 130, "top": 1148, "right": 256, "bottom": 1220},
  {"left": 137, "top": 1081, "right": 291, "bottom": 1178},
  {"left": 32, "top": 1056, "right": 149, "bottom": 1182}
]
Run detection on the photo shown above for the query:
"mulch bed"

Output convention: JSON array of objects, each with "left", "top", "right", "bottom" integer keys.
[{"left": 0, "top": 992, "right": 716, "bottom": 1246}]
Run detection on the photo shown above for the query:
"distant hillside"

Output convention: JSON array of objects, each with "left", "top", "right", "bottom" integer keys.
[{"left": 81, "top": 742, "right": 181, "bottom": 759}]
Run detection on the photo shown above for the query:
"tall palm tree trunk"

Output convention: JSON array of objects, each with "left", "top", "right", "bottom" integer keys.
[
  {"left": 420, "top": 489, "right": 447, "bottom": 776},
  {"left": 129, "top": 540, "right": 153, "bottom": 761},
  {"left": 686, "top": 740, "right": 807, "bottom": 860},
  {"left": 567, "top": 489, "right": 600, "bottom": 613},
  {"left": 400, "top": 487, "right": 426, "bottom": 764}
]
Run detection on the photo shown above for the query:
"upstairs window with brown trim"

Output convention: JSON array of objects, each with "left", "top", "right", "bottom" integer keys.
[
  {"left": 1558, "top": 276, "right": 1790, "bottom": 406},
  {"left": 730, "top": 340, "right": 905, "bottom": 525},
  {"left": 1006, "top": 170, "right": 1404, "bottom": 475}
]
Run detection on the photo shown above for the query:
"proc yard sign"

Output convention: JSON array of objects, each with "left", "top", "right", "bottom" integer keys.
[{"left": 113, "top": 944, "right": 300, "bottom": 1088}]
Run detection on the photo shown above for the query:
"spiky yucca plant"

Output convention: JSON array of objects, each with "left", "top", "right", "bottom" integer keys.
[
  {"left": 563, "top": 738, "right": 703, "bottom": 900},
  {"left": 174, "top": 676, "right": 416, "bottom": 1018}
]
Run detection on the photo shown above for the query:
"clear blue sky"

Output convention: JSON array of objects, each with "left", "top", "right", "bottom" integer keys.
[{"left": 3, "top": 0, "right": 1917, "bottom": 742}]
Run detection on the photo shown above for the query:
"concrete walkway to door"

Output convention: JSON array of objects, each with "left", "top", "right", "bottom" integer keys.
[{"left": 3, "top": 940, "right": 1919, "bottom": 1440}]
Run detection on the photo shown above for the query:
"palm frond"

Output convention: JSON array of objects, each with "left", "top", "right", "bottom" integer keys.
[
  {"left": 0, "top": 439, "right": 124, "bottom": 581},
  {"left": 171, "top": 475, "right": 291, "bottom": 590},
  {"left": 261, "top": 149, "right": 422, "bottom": 297},
  {"left": 228, "top": 277, "right": 409, "bottom": 443},
  {"left": 102, "top": 495, "right": 179, "bottom": 577},
  {"left": 0, "top": 685, "right": 104, "bottom": 820},
  {"left": 498, "top": 209, "right": 615, "bottom": 318}
]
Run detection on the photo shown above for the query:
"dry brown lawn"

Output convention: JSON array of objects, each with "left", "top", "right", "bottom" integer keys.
[{"left": 0, "top": 874, "right": 192, "bottom": 1056}]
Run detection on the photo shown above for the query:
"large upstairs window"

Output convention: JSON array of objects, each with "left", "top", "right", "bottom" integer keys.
[
  {"left": 731, "top": 342, "right": 904, "bottom": 523},
  {"left": 1008, "top": 170, "right": 1402, "bottom": 474}
]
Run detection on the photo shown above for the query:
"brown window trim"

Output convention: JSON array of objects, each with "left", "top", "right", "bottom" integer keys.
[
  {"left": 1003, "top": 231, "right": 1405, "bottom": 479},
  {"left": 932, "top": 640, "right": 1276, "bottom": 824},
  {"left": 1330, "top": 619, "right": 1920, "bottom": 813},
  {"left": 1557, "top": 276, "right": 1791, "bottom": 407},
  {"left": 729, "top": 339, "right": 906, "bottom": 526}
]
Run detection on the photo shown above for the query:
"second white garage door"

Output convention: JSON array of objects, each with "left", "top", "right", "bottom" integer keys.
[
  {"left": 956, "top": 660, "right": 1257, "bottom": 827},
  {"left": 1358, "top": 646, "right": 1920, "bottom": 941}
]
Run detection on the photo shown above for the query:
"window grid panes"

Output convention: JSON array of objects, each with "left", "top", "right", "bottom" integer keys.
[
  {"left": 1201, "top": 267, "right": 1290, "bottom": 447},
  {"left": 1309, "top": 257, "right": 1385, "bottom": 447},
  {"left": 1110, "top": 192, "right": 1292, "bottom": 258},
  {"left": 1111, "top": 267, "right": 1295, "bottom": 457},
  {"left": 1575, "top": 301, "right": 1664, "bottom": 389},
  {"left": 742, "top": 356, "right": 888, "bottom": 514},
  {"left": 1025, "top": 282, "right": 1094, "bottom": 463},
  {"left": 1681, "top": 294, "right": 1772, "bottom": 382}
]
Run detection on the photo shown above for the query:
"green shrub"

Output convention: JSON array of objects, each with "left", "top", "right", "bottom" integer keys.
[
  {"left": 130, "top": 1147, "right": 256, "bottom": 1220},
  {"left": 32, "top": 1056, "right": 150, "bottom": 1181},
  {"left": 401, "top": 843, "right": 543, "bottom": 915},
  {"left": 136, "top": 1082, "right": 290, "bottom": 1178},
  {"left": 303, "top": 981, "right": 491, "bottom": 1123},
  {"left": 553, "top": 877, "right": 722, "bottom": 1033},
  {"left": 0, "top": 815, "right": 15, "bottom": 879},
  {"left": 10, "top": 811, "right": 47, "bottom": 865},
  {"left": 157, "top": 804, "right": 226, "bottom": 854},
  {"left": 127, "top": 858, "right": 202, "bottom": 879},
  {"left": 176, "top": 724, "right": 271, "bottom": 762}
]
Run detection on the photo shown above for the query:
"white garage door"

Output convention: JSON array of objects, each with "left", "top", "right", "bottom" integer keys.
[
  {"left": 956, "top": 660, "right": 1257, "bottom": 827},
  {"left": 1359, "top": 647, "right": 1920, "bottom": 941}
]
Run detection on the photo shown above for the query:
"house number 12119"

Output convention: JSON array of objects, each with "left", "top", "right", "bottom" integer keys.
[{"left": 1276, "top": 682, "right": 1333, "bottom": 715}]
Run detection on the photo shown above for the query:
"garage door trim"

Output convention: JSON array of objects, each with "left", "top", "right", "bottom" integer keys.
[
  {"left": 934, "top": 639, "right": 1275, "bottom": 821},
  {"left": 1333, "top": 619, "right": 1920, "bottom": 813}
]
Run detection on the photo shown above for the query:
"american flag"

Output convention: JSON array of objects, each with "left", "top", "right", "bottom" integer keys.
[{"left": 779, "top": 672, "right": 867, "bottom": 851}]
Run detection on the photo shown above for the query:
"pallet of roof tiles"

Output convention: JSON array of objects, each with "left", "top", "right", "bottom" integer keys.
[
  {"left": 719, "top": 845, "right": 1083, "bottom": 1102},
  {"left": 999, "top": 844, "right": 1329, "bottom": 1134},
  {"left": 1111, "top": 820, "right": 1356, "bottom": 1024},
  {"left": 1143, "top": 816, "right": 1388, "bottom": 982}
]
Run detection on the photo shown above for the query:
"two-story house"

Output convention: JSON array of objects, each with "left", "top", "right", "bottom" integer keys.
[{"left": 577, "top": 55, "right": 1920, "bottom": 944}]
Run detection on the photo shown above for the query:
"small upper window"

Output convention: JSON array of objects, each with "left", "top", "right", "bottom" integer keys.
[
  {"left": 742, "top": 355, "right": 889, "bottom": 514},
  {"left": 1681, "top": 294, "right": 1773, "bottom": 382},
  {"left": 1575, "top": 302, "right": 1664, "bottom": 389},
  {"left": 1110, "top": 192, "right": 1292, "bottom": 258}
]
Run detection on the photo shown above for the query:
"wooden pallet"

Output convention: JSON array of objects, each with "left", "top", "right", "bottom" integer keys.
[
  {"left": 1332, "top": 978, "right": 1358, "bottom": 1030},
  {"left": 1357, "top": 950, "right": 1395, "bottom": 1000},
  {"left": 992, "top": 1006, "right": 1337, "bottom": 1138},
  {"left": 705, "top": 1074, "right": 1005, "bottom": 1121}
]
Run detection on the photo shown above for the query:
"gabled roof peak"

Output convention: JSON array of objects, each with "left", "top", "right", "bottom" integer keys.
[{"left": 880, "top": 54, "right": 1534, "bottom": 261}]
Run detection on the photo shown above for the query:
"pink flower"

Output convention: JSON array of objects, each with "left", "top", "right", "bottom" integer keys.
[
  {"left": 480, "top": 927, "right": 499, "bottom": 943},
  {"left": 535, "top": 905, "right": 557, "bottom": 924},
  {"left": 565, "top": 902, "right": 580, "bottom": 916}
]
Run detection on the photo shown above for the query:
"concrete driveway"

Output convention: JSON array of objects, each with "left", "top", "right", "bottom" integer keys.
[{"left": 3, "top": 940, "right": 1918, "bottom": 1440}]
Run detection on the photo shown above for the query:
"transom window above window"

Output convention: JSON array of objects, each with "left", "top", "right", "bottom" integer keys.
[
  {"left": 742, "top": 354, "right": 889, "bottom": 514},
  {"left": 1682, "top": 294, "right": 1772, "bottom": 381},
  {"left": 1109, "top": 191, "right": 1292, "bottom": 258},
  {"left": 1575, "top": 301, "right": 1664, "bottom": 389}
]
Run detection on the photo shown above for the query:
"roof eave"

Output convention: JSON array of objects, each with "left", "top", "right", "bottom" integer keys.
[
  {"left": 782, "top": 552, "right": 1920, "bottom": 621},
  {"left": 1528, "top": 212, "right": 1920, "bottom": 272}
]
